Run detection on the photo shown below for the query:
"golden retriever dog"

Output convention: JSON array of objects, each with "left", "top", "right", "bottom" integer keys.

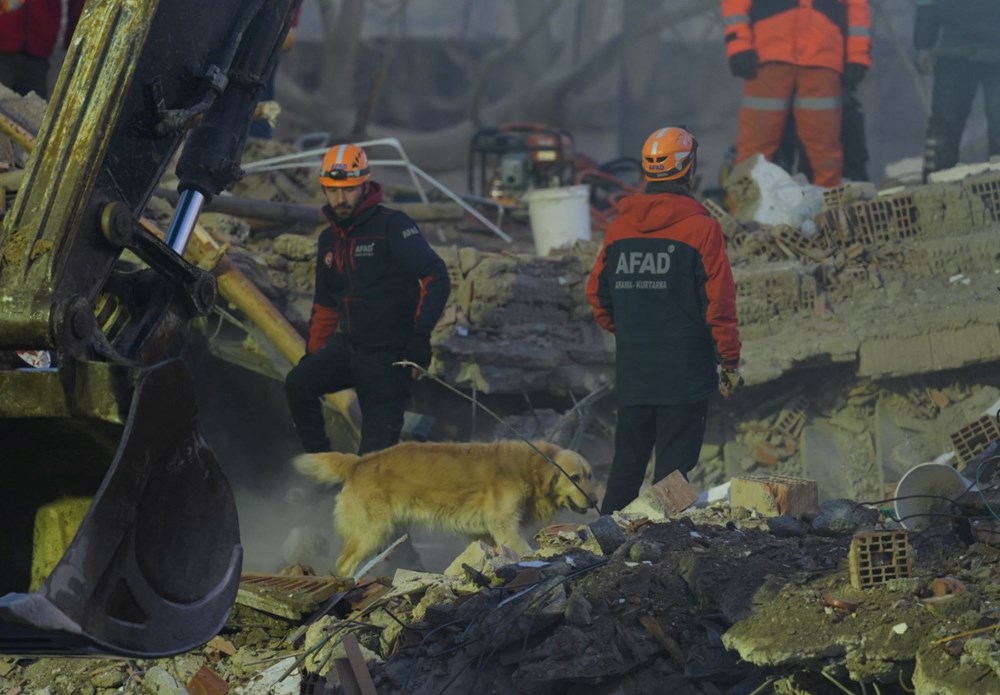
[{"left": 292, "top": 440, "right": 594, "bottom": 577}]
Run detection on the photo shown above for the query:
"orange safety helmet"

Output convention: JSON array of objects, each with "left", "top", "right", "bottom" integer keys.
[
  {"left": 641, "top": 127, "right": 698, "bottom": 182},
  {"left": 319, "top": 143, "right": 370, "bottom": 188}
]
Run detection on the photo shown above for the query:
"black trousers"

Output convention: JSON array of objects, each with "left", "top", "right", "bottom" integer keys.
[
  {"left": 284, "top": 333, "right": 412, "bottom": 454},
  {"left": 600, "top": 402, "right": 708, "bottom": 515},
  {"left": 924, "top": 56, "right": 1000, "bottom": 178}
]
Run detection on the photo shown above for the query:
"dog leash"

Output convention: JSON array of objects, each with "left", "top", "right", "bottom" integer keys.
[{"left": 394, "top": 360, "right": 599, "bottom": 511}]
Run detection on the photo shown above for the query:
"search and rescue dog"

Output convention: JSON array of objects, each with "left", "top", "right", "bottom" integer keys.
[{"left": 293, "top": 440, "right": 594, "bottom": 577}]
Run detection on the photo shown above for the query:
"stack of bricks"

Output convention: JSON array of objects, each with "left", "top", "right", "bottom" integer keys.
[
  {"left": 703, "top": 198, "right": 747, "bottom": 242},
  {"left": 846, "top": 191, "right": 922, "bottom": 248},
  {"left": 950, "top": 414, "right": 1000, "bottom": 469},
  {"left": 912, "top": 183, "right": 990, "bottom": 236},
  {"left": 961, "top": 170, "right": 1000, "bottom": 224},
  {"left": 822, "top": 182, "right": 877, "bottom": 211},
  {"left": 733, "top": 262, "right": 819, "bottom": 323},
  {"left": 771, "top": 222, "right": 838, "bottom": 263},
  {"left": 902, "top": 230, "right": 1000, "bottom": 278},
  {"left": 813, "top": 209, "right": 851, "bottom": 246},
  {"left": 773, "top": 396, "right": 809, "bottom": 440},
  {"left": 728, "top": 227, "right": 775, "bottom": 265},
  {"left": 849, "top": 531, "right": 912, "bottom": 590}
]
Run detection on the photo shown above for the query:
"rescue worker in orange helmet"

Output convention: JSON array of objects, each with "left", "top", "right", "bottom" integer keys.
[
  {"left": 284, "top": 143, "right": 450, "bottom": 455},
  {"left": 722, "top": 0, "right": 873, "bottom": 187},
  {"left": 586, "top": 127, "right": 743, "bottom": 515}
]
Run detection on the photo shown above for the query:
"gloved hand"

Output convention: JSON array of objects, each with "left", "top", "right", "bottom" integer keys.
[
  {"left": 718, "top": 366, "right": 744, "bottom": 398},
  {"left": 728, "top": 50, "right": 759, "bottom": 80},
  {"left": 843, "top": 62, "right": 868, "bottom": 88},
  {"left": 406, "top": 332, "right": 432, "bottom": 370},
  {"left": 915, "top": 49, "right": 934, "bottom": 75}
]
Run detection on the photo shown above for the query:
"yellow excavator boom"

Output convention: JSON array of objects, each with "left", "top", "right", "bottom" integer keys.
[{"left": 0, "top": 0, "right": 303, "bottom": 656}]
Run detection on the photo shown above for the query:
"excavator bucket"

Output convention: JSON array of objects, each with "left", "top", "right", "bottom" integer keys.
[
  {"left": 0, "top": 359, "right": 241, "bottom": 656},
  {"left": 0, "top": 0, "right": 302, "bottom": 656}
]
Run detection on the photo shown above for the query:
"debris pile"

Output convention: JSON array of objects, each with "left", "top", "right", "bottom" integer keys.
[
  {"left": 6, "top": 483, "right": 1000, "bottom": 694},
  {"left": 151, "top": 138, "right": 1000, "bottom": 402},
  {"left": 2, "top": 87, "right": 1000, "bottom": 694}
]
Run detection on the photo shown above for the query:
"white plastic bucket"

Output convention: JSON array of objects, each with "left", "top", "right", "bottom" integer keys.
[
  {"left": 894, "top": 462, "right": 977, "bottom": 531},
  {"left": 523, "top": 184, "right": 592, "bottom": 256}
]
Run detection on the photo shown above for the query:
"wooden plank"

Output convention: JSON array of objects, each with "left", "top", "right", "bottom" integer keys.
[
  {"left": 341, "top": 633, "right": 378, "bottom": 695},
  {"left": 335, "top": 659, "right": 364, "bottom": 695}
]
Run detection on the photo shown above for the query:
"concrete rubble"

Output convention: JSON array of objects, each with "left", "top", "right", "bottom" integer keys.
[
  {"left": 2, "top": 90, "right": 1000, "bottom": 694},
  {"left": 173, "top": 140, "right": 1000, "bottom": 508},
  {"left": 5, "top": 485, "right": 1000, "bottom": 694}
]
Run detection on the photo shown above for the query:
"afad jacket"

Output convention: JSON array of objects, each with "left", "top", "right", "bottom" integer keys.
[
  {"left": 586, "top": 192, "right": 741, "bottom": 407},
  {"left": 722, "top": 0, "right": 872, "bottom": 73},
  {"left": 308, "top": 182, "right": 450, "bottom": 354},
  {"left": 0, "top": 0, "right": 86, "bottom": 58}
]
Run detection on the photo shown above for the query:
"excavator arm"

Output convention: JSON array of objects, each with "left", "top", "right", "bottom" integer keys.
[{"left": 0, "top": 0, "right": 302, "bottom": 656}]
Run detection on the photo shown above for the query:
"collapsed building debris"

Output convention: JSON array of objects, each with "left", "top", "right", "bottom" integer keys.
[
  {"left": 5, "top": 489, "right": 1000, "bottom": 694},
  {"left": 2, "top": 87, "right": 1000, "bottom": 694}
]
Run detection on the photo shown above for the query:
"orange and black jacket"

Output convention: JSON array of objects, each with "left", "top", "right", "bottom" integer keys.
[
  {"left": 722, "top": 0, "right": 872, "bottom": 73},
  {"left": 0, "top": 0, "right": 85, "bottom": 58},
  {"left": 586, "top": 192, "right": 740, "bottom": 406},
  {"left": 308, "top": 182, "right": 450, "bottom": 354}
]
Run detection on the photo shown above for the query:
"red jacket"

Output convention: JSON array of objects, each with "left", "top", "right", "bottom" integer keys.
[
  {"left": 0, "top": 0, "right": 86, "bottom": 58},
  {"left": 722, "top": 0, "right": 872, "bottom": 73},
  {"left": 587, "top": 192, "right": 740, "bottom": 405}
]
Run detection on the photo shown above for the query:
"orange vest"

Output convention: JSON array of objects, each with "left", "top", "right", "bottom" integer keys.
[{"left": 722, "top": 0, "right": 872, "bottom": 73}]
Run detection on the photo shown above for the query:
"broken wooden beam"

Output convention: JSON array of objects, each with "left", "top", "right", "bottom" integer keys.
[
  {"left": 335, "top": 633, "right": 378, "bottom": 695},
  {"left": 153, "top": 187, "right": 466, "bottom": 225}
]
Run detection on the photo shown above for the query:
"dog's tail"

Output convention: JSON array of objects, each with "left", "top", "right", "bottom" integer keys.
[{"left": 292, "top": 451, "right": 360, "bottom": 484}]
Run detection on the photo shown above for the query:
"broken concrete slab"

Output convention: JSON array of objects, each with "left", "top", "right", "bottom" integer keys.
[
  {"left": 730, "top": 475, "right": 818, "bottom": 518},
  {"left": 303, "top": 616, "right": 382, "bottom": 678},
  {"left": 139, "top": 667, "right": 190, "bottom": 695},
  {"left": 723, "top": 577, "right": 936, "bottom": 684},
  {"left": 235, "top": 573, "right": 349, "bottom": 621},
  {"left": 232, "top": 657, "right": 300, "bottom": 695},
  {"left": 385, "top": 568, "right": 463, "bottom": 598},
  {"left": 443, "top": 541, "right": 519, "bottom": 583},
  {"left": 913, "top": 638, "right": 1000, "bottom": 694},
  {"left": 928, "top": 159, "right": 1000, "bottom": 184},
  {"left": 858, "top": 323, "right": 1000, "bottom": 378}
]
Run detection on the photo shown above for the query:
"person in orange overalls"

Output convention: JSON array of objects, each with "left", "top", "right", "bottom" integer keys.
[{"left": 722, "top": 0, "right": 872, "bottom": 187}]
